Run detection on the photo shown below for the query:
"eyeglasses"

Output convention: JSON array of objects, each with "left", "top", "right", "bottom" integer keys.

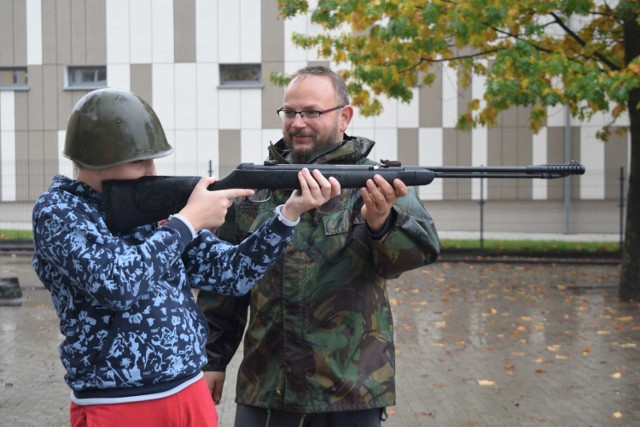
[{"left": 276, "top": 105, "right": 345, "bottom": 120}]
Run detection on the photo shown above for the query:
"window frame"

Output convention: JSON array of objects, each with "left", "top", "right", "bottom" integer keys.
[
  {"left": 219, "top": 63, "right": 262, "bottom": 88},
  {"left": 0, "top": 67, "right": 29, "bottom": 90},
  {"left": 66, "top": 65, "right": 107, "bottom": 90}
]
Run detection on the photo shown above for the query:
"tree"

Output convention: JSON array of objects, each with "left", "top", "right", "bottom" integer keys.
[{"left": 276, "top": 0, "right": 640, "bottom": 300}]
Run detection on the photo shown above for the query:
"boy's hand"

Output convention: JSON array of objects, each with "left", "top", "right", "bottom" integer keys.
[{"left": 179, "top": 177, "right": 254, "bottom": 232}]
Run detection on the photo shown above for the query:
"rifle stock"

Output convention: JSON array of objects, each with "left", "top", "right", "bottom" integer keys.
[{"left": 102, "top": 161, "right": 585, "bottom": 233}]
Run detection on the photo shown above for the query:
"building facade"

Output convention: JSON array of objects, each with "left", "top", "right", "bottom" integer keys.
[{"left": 0, "top": 0, "right": 630, "bottom": 235}]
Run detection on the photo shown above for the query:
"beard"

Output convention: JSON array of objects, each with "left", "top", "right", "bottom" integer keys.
[{"left": 284, "top": 123, "right": 342, "bottom": 163}]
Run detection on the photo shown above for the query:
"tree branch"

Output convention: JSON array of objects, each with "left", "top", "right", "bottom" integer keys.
[{"left": 549, "top": 12, "right": 620, "bottom": 70}]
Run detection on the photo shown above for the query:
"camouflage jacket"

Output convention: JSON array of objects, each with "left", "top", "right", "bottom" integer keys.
[{"left": 198, "top": 135, "right": 440, "bottom": 412}]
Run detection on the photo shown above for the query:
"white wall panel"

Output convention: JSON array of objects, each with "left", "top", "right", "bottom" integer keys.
[
  {"left": 284, "top": 61, "right": 307, "bottom": 76},
  {"left": 198, "top": 130, "right": 219, "bottom": 176},
  {"left": 57, "top": 130, "right": 73, "bottom": 179},
  {"left": 397, "top": 88, "right": 419, "bottom": 128},
  {"left": 375, "top": 96, "right": 398, "bottom": 128},
  {"left": 370, "top": 128, "right": 397, "bottom": 163},
  {"left": 348, "top": 127, "right": 375, "bottom": 147},
  {"left": 26, "top": 0, "right": 42, "bottom": 65},
  {"left": 152, "top": 0, "right": 174, "bottom": 63},
  {"left": 218, "top": 1, "right": 240, "bottom": 62},
  {"left": 175, "top": 64, "right": 197, "bottom": 130},
  {"left": 1, "top": 92, "right": 16, "bottom": 201},
  {"left": 197, "top": 63, "right": 219, "bottom": 129},
  {"left": 419, "top": 128, "right": 443, "bottom": 200},
  {"left": 471, "top": 127, "right": 488, "bottom": 200},
  {"left": 546, "top": 104, "right": 565, "bottom": 127},
  {"left": 174, "top": 130, "right": 198, "bottom": 170},
  {"left": 580, "top": 126, "right": 605, "bottom": 200},
  {"left": 442, "top": 64, "right": 458, "bottom": 128},
  {"left": 218, "top": 90, "right": 242, "bottom": 129},
  {"left": 240, "top": 90, "right": 262, "bottom": 130},
  {"left": 155, "top": 129, "right": 176, "bottom": 174},
  {"left": 130, "top": 0, "right": 153, "bottom": 64},
  {"left": 152, "top": 64, "right": 176, "bottom": 130},
  {"left": 0, "top": 92, "right": 14, "bottom": 131},
  {"left": 263, "top": 128, "right": 283, "bottom": 155},
  {"left": 532, "top": 128, "right": 548, "bottom": 200},
  {"left": 350, "top": 108, "right": 376, "bottom": 130},
  {"left": 106, "top": 0, "right": 130, "bottom": 64},
  {"left": 106, "top": 64, "right": 131, "bottom": 90},
  {"left": 284, "top": 15, "right": 308, "bottom": 62},
  {"left": 196, "top": 0, "right": 218, "bottom": 62},
  {"left": 240, "top": 0, "right": 261, "bottom": 62},
  {"left": 241, "top": 129, "right": 264, "bottom": 165}
]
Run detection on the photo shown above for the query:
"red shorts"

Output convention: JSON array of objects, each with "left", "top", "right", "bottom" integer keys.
[{"left": 70, "top": 377, "right": 218, "bottom": 427}]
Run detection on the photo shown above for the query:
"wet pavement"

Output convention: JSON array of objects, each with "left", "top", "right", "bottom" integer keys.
[{"left": 1, "top": 253, "right": 639, "bottom": 427}]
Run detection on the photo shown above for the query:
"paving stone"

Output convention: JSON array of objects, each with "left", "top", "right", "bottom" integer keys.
[{"left": 1, "top": 255, "right": 638, "bottom": 427}]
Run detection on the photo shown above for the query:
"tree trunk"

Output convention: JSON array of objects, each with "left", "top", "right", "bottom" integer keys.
[{"left": 618, "top": 10, "right": 640, "bottom": 301}]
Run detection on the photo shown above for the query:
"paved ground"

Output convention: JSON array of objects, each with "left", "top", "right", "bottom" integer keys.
[{"left": 1, "top": 253, "right": 639, "bottom": 427}]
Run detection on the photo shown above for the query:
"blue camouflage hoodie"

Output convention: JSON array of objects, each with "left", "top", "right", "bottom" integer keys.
[{"left": 32, "top": 174, "right": 295, "bottom": 400}]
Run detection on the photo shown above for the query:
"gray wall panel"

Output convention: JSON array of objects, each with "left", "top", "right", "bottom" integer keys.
[
  {"left": 0, "top": 0, "right": 16, "bottom": 64},
  {"left": 174, "top": 0, "right": 195, "bottom": 63},
  {"left": 547, "top": 127, "right": 565, "bottom": 200},
  {"left": 443, "top": 129, "right": 471, "bottom": 200},
  {"left": 261, "top": 0, "right": 285, "bottom": 129},
  {"left": 14, "top": 91, "right": 29, "bottom": 131},
  {"left": 419, "top": 66, "right": 442, "bottom": 127},
  {"left": 43, "top": 64, "right": 59, "bottom": 131},
  {"left": 85, "top": 0, "right": 106, "bottom": 64},
  {"left": 14, "top": 130, "right": 29, "bottom": 200},
  {"left": 397, "top": 128, "right": 418, "bottom": 166},
  {"left": 56, "top": 0, "right": 72, "bottom": 65},
  {"left": 219, "top": 129, "right": 241, "bottom": 177},
  {"left": 131, "top": 64, "right": 153, "bottom": 104},
  {"left": 41, "top": 0, "right": 57, "bottom": 64},
  {"left": 27, "top": 66, "right": 44, "bottom": 130},
  {"left": 604, "top": 129, "right": 628, "bottom": 200},
  {"left": 70, "top": 0, "right": 86, "bottom": 64}
]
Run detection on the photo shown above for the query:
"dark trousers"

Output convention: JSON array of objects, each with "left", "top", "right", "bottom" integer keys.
[{"left": 234, "top": 404, "right": 387, "bottom": 427}]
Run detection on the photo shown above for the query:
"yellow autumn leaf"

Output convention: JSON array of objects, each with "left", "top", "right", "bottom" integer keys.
[
  {"left": 477, "top": 379, "right": 495, "bottom": 386},
  {"left": 613, "top": 411, "right": 622, "bottom": 419},
  {"left": 611, "top": 372, "right": 622, "bottom": 379}
]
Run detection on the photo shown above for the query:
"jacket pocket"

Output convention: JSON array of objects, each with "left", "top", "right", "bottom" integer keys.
[{"left": 321, "top": 209, "right": 362, "bottom": 236}]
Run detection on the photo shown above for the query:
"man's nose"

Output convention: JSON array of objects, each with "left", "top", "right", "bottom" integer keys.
[{"left": 290, "top": 114, "right": 307, "bottom": 127}]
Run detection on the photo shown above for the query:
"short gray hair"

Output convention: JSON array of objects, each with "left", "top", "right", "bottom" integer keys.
[{"left": 289, "top": 66, "right": 350, "bottom": 106}]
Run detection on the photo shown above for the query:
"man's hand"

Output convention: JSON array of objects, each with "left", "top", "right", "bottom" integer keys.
[
  {"left": 361, "top": 175, "right": 408, "bottom": 233},
  {"left": 281, "top": 168, "right": 341, "bottom": 221},
  {"left": 203, "top": 371, "right": 226, "bottom": 405}
]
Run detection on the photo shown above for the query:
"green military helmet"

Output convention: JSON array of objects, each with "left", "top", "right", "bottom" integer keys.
[{"left": 63, "top": 88, "right": 173, "bottom": 170}]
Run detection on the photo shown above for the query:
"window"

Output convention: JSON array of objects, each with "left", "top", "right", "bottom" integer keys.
[
  {"left": 66, "top": 66, "right": 107, "bottom": 89},
  {"left": 219, "top": 64, "right": 261, "bottom": 87},
  {"left": 0, "top": 67, "right": 28, "bottom": 89}
]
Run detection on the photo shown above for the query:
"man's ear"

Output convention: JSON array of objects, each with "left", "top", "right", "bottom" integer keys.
[{"left": 339, "top": 105, "right": 354, "bottom": 133}]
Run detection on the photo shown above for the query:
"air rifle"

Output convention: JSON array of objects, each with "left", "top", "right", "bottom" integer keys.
[{"left": 102, "top": 160, "right": 585, "bottom": 233}]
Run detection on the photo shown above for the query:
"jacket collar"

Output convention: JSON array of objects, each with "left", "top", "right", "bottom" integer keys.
[{"left": 267, "top": 134, "right": 375, "bottom": 165}]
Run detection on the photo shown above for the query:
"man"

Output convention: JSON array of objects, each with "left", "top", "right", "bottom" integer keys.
[
  {"left": 32, "top": 88, "right": 340, "bottom": 427},
  {"left": 198, "top": 66, "right": 441, "bottom": 426}
]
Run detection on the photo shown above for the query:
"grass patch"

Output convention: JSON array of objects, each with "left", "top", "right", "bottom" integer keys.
[
  {"left": 0, "top": 230, "right": 622, "bottom": 256},
  {"left": 441, "top": 239, "right": 620, "bottom": 255},
  {"left": 0, "top": 229, "right": 33, "bottom": 240}
]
